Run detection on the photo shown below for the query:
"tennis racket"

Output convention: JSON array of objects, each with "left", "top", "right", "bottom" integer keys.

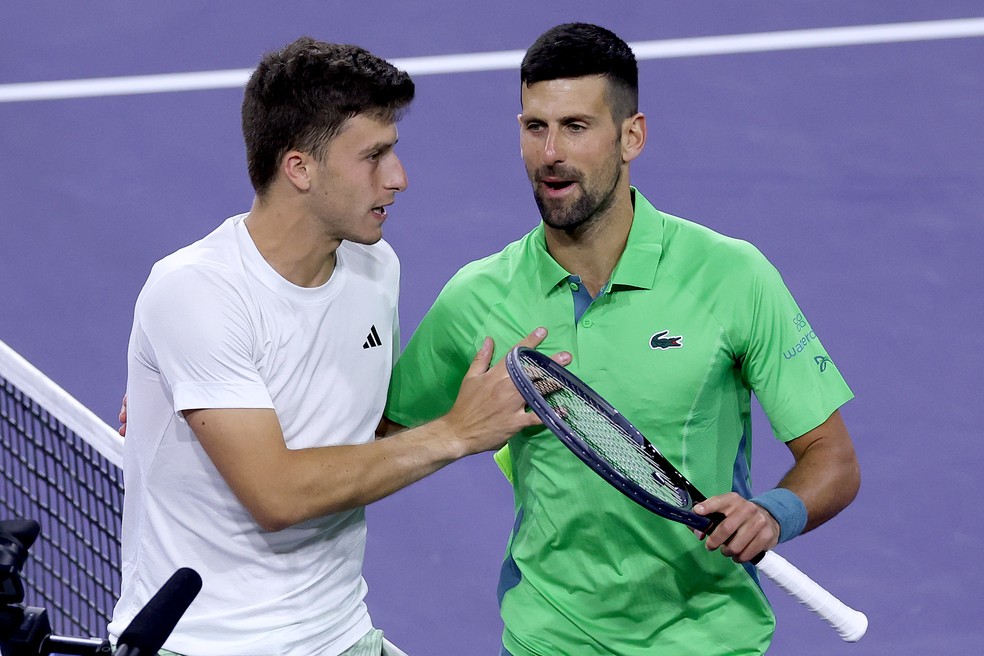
[{"left": 505, "top": 346, "right": 867, "bottom": 643}]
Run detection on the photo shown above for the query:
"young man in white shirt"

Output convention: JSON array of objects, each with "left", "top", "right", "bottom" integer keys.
[{"left": 110, "top": 36, "right": 564, "bottom": 656}]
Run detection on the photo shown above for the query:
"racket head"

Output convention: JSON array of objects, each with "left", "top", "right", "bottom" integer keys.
[{"left": 505, "top": 346, "right": 713, "bottom": 531}]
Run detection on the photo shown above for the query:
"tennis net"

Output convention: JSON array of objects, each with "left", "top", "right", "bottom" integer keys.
[{"left": 0, "top": 337, "right": 124, "bottom": 642}]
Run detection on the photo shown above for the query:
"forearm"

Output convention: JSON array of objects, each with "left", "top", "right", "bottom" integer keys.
[
  {"left": 777, "top": 445, "right": 859, "bottom": 533},
  {"left": 274, "top": 419, "right": 465, "bottom": 526},
  {"left": 196, "top": 329, "right": 558, "bottom": 531},
  {"left": 776, "top": 410, "right": 860, "bottom": 534},
  {"left": 188, "top": 408, "right": 466, "bottom": 531},
  {"left": 694, "top": 413, "right": 858, "bottom": 560}
]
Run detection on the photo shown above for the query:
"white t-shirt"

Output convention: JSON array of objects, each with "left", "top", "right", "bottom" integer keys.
[{"left": 108, "top": 214, "right": 400, "bottom": 656}]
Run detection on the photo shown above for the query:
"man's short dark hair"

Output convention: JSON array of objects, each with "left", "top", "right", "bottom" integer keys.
[
  {"left": 242, "top": 37, "right": 415, "bottom": 195},
  {"left": 520, "top": 23, "right": 638, "bottom": 123}
]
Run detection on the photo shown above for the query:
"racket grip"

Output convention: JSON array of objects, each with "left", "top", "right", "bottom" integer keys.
[{"left": 756, "top": 550, "right": 868, "bottom": 643}]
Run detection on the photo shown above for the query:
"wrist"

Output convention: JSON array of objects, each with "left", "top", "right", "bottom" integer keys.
[
  {"left": 750, "top": 488, "right": 808, "bottom": 543},
  {"left": 426, "top": 416, "right": 471, "bottom": 461}
]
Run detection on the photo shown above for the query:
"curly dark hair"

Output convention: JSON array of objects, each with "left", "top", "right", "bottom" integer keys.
[{"left": 241, "top": 37, "right": 415, "bottom": 195}]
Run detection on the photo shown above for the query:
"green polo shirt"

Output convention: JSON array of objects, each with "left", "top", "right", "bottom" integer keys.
[{"left": 385, "top": 189, "right": 853, "bottom": 655}]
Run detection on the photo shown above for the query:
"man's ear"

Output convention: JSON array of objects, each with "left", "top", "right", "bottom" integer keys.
[
  {"left": 282, "top": 150, "right": 313, "bottom": 191},
  {"left": 621, "top": 112, "right": 646, "bottom": 163}
]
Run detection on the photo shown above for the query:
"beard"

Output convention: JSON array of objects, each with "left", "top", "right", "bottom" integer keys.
[{"left": 530, "top": 148, "right": 622, "bottom": 233}]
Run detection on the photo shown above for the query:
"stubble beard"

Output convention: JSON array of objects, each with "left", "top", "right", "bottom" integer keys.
[{"left": 531, "top": 148, "right": 623, "bottom": 234}]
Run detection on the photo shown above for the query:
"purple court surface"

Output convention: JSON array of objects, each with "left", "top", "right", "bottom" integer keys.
[{"left": 2, "top": 2, "right": 982, "bottom": 654}]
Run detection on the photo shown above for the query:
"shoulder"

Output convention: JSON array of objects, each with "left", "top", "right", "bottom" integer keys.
[
  {"left": 661, "top": 211, "right": 778, "bottom": 285},
  {"left": 662, "top": 211, "right": 764, "bottom": 262},
  {"left": 150, "top": 216, "right": 243, "bottom": 273},
  {"left": 436, "top": 230, "right": 537, "bottom": 302},
  {"left": 138, "top": 218, "right": 247, "bottom": 311}
]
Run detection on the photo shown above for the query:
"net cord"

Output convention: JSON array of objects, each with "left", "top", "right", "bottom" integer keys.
[{"left": 0, "top": 338, "right": 123, "bottom": 466}]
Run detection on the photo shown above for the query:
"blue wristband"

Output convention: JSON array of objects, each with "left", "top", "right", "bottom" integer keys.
[{"left": 750, "top": 488, "right": 808, "bottom": 543}]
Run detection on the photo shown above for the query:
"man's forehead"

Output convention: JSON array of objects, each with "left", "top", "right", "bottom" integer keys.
[
  {"left": 520, "top": 76, "right": 609, "bottom": 115},
  {"left": 335, "top": 113, "right": 398, "bottom": 141}
]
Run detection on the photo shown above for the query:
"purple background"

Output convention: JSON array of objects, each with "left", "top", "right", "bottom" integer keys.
[{"left": 2, "top": 2, "right": 982, "bottom": 653}]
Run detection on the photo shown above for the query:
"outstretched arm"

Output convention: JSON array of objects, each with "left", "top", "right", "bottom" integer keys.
[
  {"left": 187, "top": 328, "right": 569, "bottom": 531},
  {"left": 694, "top": 409, "right": 860, "bottom": 562}
]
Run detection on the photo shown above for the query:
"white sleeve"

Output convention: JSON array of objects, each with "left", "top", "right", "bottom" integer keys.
[{"left": 134, "top": 264, "right": 273, "bottom": 412}]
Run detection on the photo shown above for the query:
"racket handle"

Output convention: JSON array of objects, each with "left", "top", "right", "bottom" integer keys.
[{"left": 756, "top": 550, "right": 868, "bottom": 643}]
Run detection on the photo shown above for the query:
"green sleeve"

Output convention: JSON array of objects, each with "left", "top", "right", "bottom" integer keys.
[
  {"left": 736, "top": 248, "right": 854, "bottom": 441},
  {"left": 384, "top": 286, "right": 476, "bottom": 428}
]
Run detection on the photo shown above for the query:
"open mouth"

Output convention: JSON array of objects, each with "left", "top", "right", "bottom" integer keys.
[
  {"left": 371, "top": 206, "right": 388, "bottom": 218},
  {"left": 543, "top": 180, "right": 575, "bottom": 192},
  {"left": 539, "top": 176, "right": 579, "bottom": 198}
]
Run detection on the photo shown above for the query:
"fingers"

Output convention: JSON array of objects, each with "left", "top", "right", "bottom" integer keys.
[
  {"left": 694, "top": 493, "right": 779, "bottom": 563},
  {"left": 514, "top": 326, "right": 548, "bottom": 350},
  {"left": 512, "top": 326, "right": 573, "bottom": 369},
  {"left": 694, "top": 496, "right": 741, "bottom": 554},
  {"left": 464, "top": 325, "right": 547, "bottom": 378},
  {"left": 465, "top": 327, "right": 565, "bottom": 378},
  {"left": 448, "top": 327, "right": 575, "bottom": 454},
  {"left": 514, "top": 327, "right": 572, "bottom": 366},
  {"left": 552, "top": 351, "right": 572, "bottom": 366},
  {"left": 118, "top": 393, "right": 128, "bottom": 437},
  {"left": 465, "top": 336, "right": 495, "bottom": 378}
]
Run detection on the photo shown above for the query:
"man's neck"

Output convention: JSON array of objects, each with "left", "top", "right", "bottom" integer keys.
[
  {"left": 544, "top": 187, "right": 635, "bottom": 297},
  {"left": 244, "top": 197, "right": 340, "bottom": 288}
]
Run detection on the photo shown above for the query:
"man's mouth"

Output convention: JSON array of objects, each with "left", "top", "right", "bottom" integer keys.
[
  {"left": 536, "top": 167, "right": 581, "bottom": 197},
  {"left": 371, "top": 205, "right": 388, "bottom": 218},
  {"left": 542, "top": 180, "right": 575, "bottom": 191}
]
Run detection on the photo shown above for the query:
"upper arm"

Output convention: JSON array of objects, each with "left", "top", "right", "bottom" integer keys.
[
  {"left": 137, "top": 266, "right": 271, "bottom": 409},
  {"left": 729, "top": 247, "right": 854, "bottom": 442},
  {"left": 140, "top": 267, "right": 280, "bottom": 525},
  {"left": 785, "top": 409, "right": 860, "bottom": 490},
  {"left": 785, "top": 409, "right": 855, "bottom": 463},
  {"left": 781, "top": 409, "right": 861, "bottom": 529},
  {"left": 184, "top": 407, "right": 290, "bottom": 529}
]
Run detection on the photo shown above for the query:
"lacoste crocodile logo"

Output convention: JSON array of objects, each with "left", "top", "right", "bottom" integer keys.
[{"left": 650, "top": 330, "right": 683, "bottom": 350}]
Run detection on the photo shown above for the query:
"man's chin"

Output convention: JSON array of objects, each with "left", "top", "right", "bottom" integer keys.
[
  {"left": 346, "top": 231, "right": 384, "bottom": 246},
  {"left": 538, "top": 199, "right": 590, "bottom": 230},
  {"left": 541, "top": 212, "right": 587, "bottom": 231},
  {"left": 536, "top": 196, "right": 572, "bottom": 225}
]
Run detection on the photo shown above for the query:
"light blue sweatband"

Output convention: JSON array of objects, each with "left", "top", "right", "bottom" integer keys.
[{"left": 750, "top": 488, "right": 808, "bottom": 543}]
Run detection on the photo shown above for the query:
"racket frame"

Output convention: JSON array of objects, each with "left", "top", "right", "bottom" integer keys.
[
  {"left": 505, "top": 346, "right": 868, "bottom": 642},
  {"left": 506, "top": 346, "right": 714, "bottom": 531}
]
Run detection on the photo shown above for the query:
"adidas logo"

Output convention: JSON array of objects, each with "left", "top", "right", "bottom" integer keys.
[{"left": 363, "top": 325, "right": 382, "bottom": 349}]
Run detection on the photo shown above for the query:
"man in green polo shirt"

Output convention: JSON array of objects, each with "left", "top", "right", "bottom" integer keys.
[{"left": 384, "top": 23, "right": 860, "bottom": 655}]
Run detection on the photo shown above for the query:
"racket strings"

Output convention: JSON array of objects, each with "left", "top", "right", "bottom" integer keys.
[{"left": 523, "top": 358, "right": 686, "bottom": 507}]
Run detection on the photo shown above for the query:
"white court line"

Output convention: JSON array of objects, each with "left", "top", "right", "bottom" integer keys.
[{"left": 1, "top": 17, "right": 983, "bottom": 103}]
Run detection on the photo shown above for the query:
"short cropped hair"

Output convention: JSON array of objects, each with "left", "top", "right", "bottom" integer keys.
[
  {"left": 242, "top": 37, "right": 415, "bottom": 195},
  {"left": 520, "top": 23, "right": 638, "bottom": 122}
]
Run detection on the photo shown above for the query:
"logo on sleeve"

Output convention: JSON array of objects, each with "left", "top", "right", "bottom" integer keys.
[
  {"left": 650, "top": 330, "right": 683, "bottom": 350},
  {"left": 782, "top": 330, "right": 817, "bottom": 360},
  {"left": 814, "top": 355, "right": 831, "bottom": 372}
]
